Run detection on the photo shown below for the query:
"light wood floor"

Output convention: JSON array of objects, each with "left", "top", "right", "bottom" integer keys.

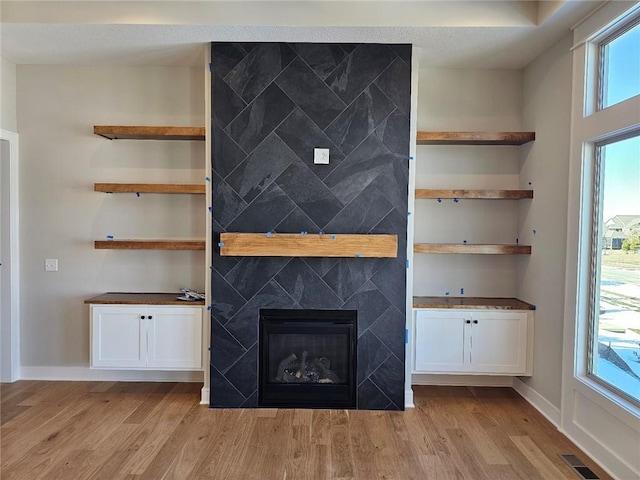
[{"left": 1, "top": 381, "right": 611, "bottom": 480}]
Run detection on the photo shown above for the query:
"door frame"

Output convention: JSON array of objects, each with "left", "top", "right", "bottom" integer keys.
[{"left": 1, "top": 129, "right": 20, "bottom": 382}]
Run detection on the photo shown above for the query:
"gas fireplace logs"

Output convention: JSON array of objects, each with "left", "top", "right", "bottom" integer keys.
[{"left": 275, "top": 351, "right": 340, "bottom": 384}]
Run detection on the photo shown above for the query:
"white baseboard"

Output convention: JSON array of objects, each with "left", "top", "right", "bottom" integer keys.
[
  {"left": 512, "top": 377, "right": 561, "bottom": 427},
  {"left": 412, "top": 374, "right": 515, "bottom": 387},
  {"left": 200, "top": 387, "right": 210, "bottom": 405},
  {"left": 559, "top": 424, "right": 635, "bottom": 480},
  {"left": 19, "top": 366, "right": 204, "bottom": 383},
  {"left": 405, "top": 388, "right": 414, "bottom": 408}
]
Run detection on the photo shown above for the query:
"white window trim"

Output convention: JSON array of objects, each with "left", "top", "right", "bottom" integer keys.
[{"left": 562, "top": 2, "right": 640, "bottom": 479}]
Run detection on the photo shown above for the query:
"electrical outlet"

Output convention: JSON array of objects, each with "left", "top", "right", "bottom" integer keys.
[
  {"left": 45, "top": 259, "right": 58, "bottom": 272},
  {"left": 314, "top": 148, "right": 330, "bottom": 165}
]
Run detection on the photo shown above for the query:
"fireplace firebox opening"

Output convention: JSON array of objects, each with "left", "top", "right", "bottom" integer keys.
[{"left": 259, "top": 309, "right": 357, "bottom": 408}]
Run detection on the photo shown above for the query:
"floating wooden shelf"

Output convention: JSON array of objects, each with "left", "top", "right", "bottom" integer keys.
[
  {"left": 95, "top": 239, "right": 205, "bottom": 250},
  {"left": 94, "top": 125, "right": 205, "bottom": 141},
  {"left": 414, "top": 243, "right": 531, "bottom": 255},
  {"left": 417, "top": 131, "right": 535, "bottom": 146},
  {"left": 416, "top": 189, "right": 533, "bottom": 200},
  {"left": 220, "top": 233, "right": 398, "bottom": 258},
  {"left": 94, "top": 183, "right": 205, "bottom": 194},
  {"left": 84, "top": 292, "right": 205, "bottom": 306},
  {"left": 413, "top": 296, "right": 536, "bottom": 310}
]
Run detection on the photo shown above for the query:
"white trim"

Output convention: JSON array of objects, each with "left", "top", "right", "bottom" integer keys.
[
  {"left": 200, "top": 386, "right": 210, "bottom": 405},
  {"left": 20, "top": 366, "right": 204, "bottom": 383},
  {"left": 572, "top": 1, "right": 640, "bottom": 49},
  {"left": 203, "top": 41, "right": 212, "bottom": 400},
  {"left": 512, "top": 378, "right": 561, "bottom": 427},
  {"left": 0, "top": 129, "right": 20, "bottom": 383},
  {"left": 404, "top": 47, "right": 419, "bottom": 411},
  {"left": 404, "top": 388, "right": 414, "bottom": 409},
  {"left": 559, "top": 425, "right": 628, "bottom": 480},
  {"left": 412, "top": 374, "right": 514, "bottom": 387}
]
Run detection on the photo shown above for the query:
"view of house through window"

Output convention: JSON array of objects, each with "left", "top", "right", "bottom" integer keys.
[{"left": 590, "top": 134, "right": 640, "bottom": 403}]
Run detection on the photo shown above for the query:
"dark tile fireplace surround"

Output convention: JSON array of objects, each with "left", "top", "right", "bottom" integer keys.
[{"left": 210, "top": 42, "right": 411, "bottom": 410}]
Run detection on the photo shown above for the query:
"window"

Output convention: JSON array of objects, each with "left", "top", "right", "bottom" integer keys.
[
  {"left": 589, "top": 133, "right": 640, "bottom": 403},
  {"left": 586, "top": 13, "right": 640, "bottom": 405},
  {"left": 598, "top": 20, "right": 640, "bottom": 110}
]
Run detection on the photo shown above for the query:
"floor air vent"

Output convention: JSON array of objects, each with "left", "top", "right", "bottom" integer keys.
[{"left": 559, "top": 454, "right": 600, "bottom": 479}]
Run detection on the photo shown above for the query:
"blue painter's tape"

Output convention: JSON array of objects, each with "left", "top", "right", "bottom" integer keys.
[
  {"left": 355, "top": 253, "right": 362, "bottom": 258},
  {"left": 106, "top": 235, "right": 114, "bottom": 239},
  {"left": 319, "top": 231, "right": 324, "bottom": 235},
  {"left": 445, "top": 291, "right": 450, "bottom": 296},
  {"left": 533, "top": 229, "right": 537, "bottom": 235},
  {"left": 406, "top": 259, "right": 410, "bottom": 269},
  {"left": 266, "top": 231, "right": 272, "bottom": 237},
  {"left": 209, "top": 63, "right": 213, "bottom": 72},
  {"left": 208, "top": 206, "right": 213, "bottom": 212},
  {"left": 331, "top": 234, "right": 336, "bottom": 240},
  {"left": 405, "top": 329, "right": 409, "bottom": 344},
  {"left": 453, "top": 198, "right": 458, "bottom": 203},
  {"left": 409, "top": 156, "right": 414, "bottom": 161},
  {"left": 460, "top": 288, "right": 464, "bottom": 295},
  {"left": 205, "top": 176, "right": 211, "bottom": 182},
  {"left": 437, "top": 198, "right": 442, "bottom": 203},
  {"left": 136, "top": 192, "right": 141, "bottom": 197},
  {"left": 301, "top": 231, "right": 308, "bottom": 235},
  {"left": 207, "top": 305, "right": 212, "bottom": 311},
  {"left": 218, "top": 242, "right": 224, "bottom": 247},
  {"left": 406, "top": 211, "right": 412, "bottom": 216}
]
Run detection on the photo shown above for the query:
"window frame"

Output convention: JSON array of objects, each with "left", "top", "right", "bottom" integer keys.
[
  {"left": 586, "top": 130, "right": 640, "bottom": 407},
  {"left": 597, "top": 17, "right": 640, "bottom": 111}
]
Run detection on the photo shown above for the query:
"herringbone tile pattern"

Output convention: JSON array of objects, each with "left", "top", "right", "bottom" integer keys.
[{"left": 210, "top": 42, "right": 411, "bottom": 409}]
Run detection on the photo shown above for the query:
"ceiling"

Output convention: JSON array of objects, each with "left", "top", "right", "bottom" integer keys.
[{"left": 0, "top": 1, "right": 607, "bottom": 69}]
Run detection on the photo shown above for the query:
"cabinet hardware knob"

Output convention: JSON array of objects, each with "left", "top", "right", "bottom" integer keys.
[
  {"left": 465, "top": 320, "right": 471, "bottom": 324},
  {"left": 140, "top": 315, "right": 146, "bottom": 319},
  {"left": 148, "top": 316, "right": 153, "bottom": 319},
  {"left": 473, "top": 320, "right": 478, "bottom": 324}
]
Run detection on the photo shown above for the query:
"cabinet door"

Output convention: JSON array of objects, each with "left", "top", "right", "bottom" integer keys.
[
  {"left": 91, "top": 306, "right": 146, "bottom": 368},
  {"left": 469, "top": 311, "right": 528, "bottom": 374},
  {"left": 146, "top": 307, "right": 202, "bottom": 370},
  {"left": 414, "top": 310, "right": 468, "bottom": 372}
]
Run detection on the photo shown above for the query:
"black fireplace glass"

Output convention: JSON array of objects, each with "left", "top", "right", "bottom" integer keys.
[{"left": 259, "top": 309, "right": 357, "bottom": 408}]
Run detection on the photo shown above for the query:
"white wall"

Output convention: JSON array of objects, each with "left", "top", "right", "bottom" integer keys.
[
  {"left": 1, "top": 57, "right": 17, "bottom": 132},
  {"left": 414, "top": 69, "right": 523, "bottom": 297},
  {"left": 17, "top": 65, "right": 205, "bottom": 369},
  {"left": 517, "top": 33, "right": 574, "bottom": 411}
]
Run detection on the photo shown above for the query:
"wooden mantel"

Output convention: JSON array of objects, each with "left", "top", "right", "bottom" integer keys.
[{"left": 219, "top": 233, "right": 398, "bottom": 258}]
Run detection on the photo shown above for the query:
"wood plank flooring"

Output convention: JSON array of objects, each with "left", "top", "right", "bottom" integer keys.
[{"left": 1, "top": 382, "right": 611, "bottom": 479}]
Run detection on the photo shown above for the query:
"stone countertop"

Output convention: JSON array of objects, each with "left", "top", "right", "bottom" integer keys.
[
  {"left": 413, "top": 296, "right": 536, "bottom": 310},
  {"left": 84, "top": 292, "right": 205, "bottom": 306}
]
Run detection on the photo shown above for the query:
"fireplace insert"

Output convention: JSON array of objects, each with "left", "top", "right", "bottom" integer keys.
[{"left": 259, "top": 309, "right": 357, "bottom": 408}]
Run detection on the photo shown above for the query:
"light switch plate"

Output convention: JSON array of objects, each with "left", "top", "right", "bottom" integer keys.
[
  {"left": 45, "top": 258, "right": 58, "bottom": 272},
  {"left": 314, "top": 148, "right": 330, "bottom": 165}
]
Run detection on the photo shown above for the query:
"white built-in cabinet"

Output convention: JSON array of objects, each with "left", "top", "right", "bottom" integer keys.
[
  {"left": 413, "top": 309, "right": 532, "bottom": 375},
  {"left": 90, "top": 304, "right": 203, "bottom": 370}
]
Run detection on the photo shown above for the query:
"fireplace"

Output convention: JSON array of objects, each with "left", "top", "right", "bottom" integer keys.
[{"left": 259, "top": 309, "right": 357, "bottom": 408}]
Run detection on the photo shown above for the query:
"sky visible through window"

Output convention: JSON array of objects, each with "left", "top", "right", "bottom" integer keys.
[{"left": 602, "top": 21, "right": 640, "bottom": 109}]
